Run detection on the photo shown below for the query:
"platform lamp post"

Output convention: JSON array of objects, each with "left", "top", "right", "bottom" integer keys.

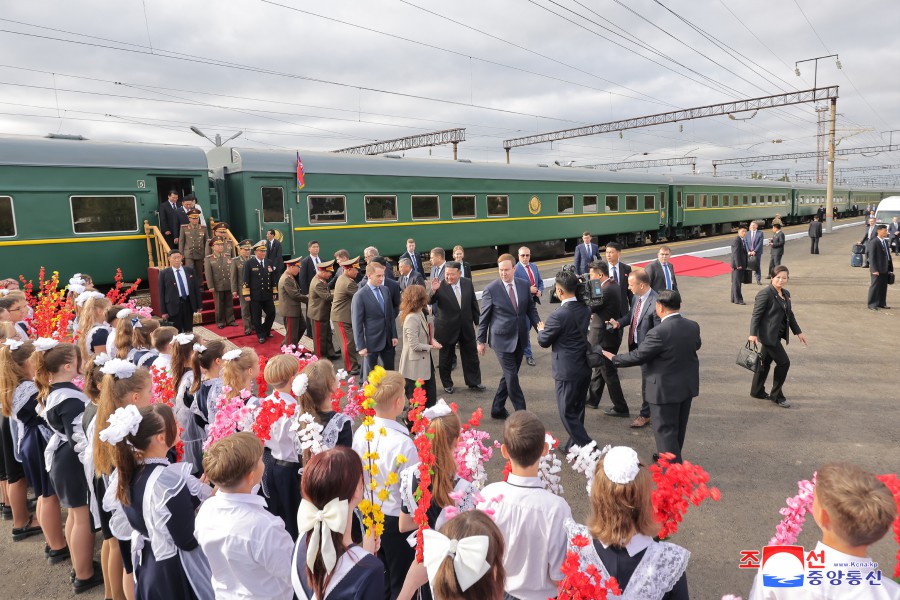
[
  {"left": 795, "top": 54, "right": 840, "bottom": 233},
  {"left": 190, "top": 126, "right": 243, "bottom": 147}
]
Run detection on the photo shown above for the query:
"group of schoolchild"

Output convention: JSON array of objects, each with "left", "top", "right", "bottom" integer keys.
[{"left": 1, "top": 280, "right": 898, "bottom": 600}]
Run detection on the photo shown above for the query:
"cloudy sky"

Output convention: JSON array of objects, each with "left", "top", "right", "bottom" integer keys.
[{"left": 1, "top": 0, "right": 897, "bottom": 183}]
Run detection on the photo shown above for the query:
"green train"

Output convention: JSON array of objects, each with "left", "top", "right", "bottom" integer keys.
[{"left": 1, "top": 134, "right": 896, "bottom": 285}]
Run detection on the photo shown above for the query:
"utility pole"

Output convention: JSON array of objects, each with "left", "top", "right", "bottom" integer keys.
[{"left": 825, "top": 97, "right": 837, "bottom": 233}]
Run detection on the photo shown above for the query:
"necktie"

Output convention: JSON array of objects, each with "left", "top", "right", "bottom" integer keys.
[
  {"left": 526, "top": 264, "right": 535, "bottom": 286},
  {"left": 507, "top": 283, "right": 518, "bottom": 312},
  {"left": 313, "top": 256, "right": 319, "bottom": 266},
  {"left": 410, "top": 254, "right": 417, "bottom": 271},
  {"left": 374, "top": 287, "right": 385, "bottom": 312},
  {"left": 613, "top": 266, "right": 618, "bottom": 284},
  {"left": 663, "top": 263, "right": 672, "bottom": 290},
  {"left": 454, "top": 284, "right": 462, "bottom": 307},
  {"left": 402, "top": 275, "right": 408, "bottom": 288},
  {"left": 175, "top": 269, "right": 188, "bottom": 298},
  {"left": 883, "top": 239, "right": 890, "bottom": 257},
  {"left": 631, "top": 296, "right": 642, "bottom": 345}
]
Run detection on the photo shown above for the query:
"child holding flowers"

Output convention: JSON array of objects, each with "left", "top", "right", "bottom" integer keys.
[
  {"left": 296, "top": 359, "right": 353, "bottom": 454},
  {"left": 188, "top": 339, "right": 226, "bottom": 437}
]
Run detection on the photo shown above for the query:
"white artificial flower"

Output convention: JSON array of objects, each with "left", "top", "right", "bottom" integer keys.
[
  {"left": 292, "top": 373, "right": 309, "bottom": 397},
  {"left": 603, "top": 446, "right": 641, "bottom": 485},
  {"left": 100, "top": 358, "right": 138, "bottom": 379},
  {"left": 423, "top": 398, "right": 453, "bottom": 421},
  {"left": 33, "top": 337, "right": 60, "bottom": 353},
  {"left": 99, "top": 405, "right": 143, "bottom": 445},
  {"left": 222, "top": 349, "right": 242, "bottom": 362}
]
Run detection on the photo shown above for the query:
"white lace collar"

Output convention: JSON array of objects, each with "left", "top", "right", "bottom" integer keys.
[{"left": 600, "top": 533, "right": 654, "bottom": 557}]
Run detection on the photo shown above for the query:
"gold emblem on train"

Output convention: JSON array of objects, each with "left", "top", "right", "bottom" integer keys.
[{"left": 528, "top": 196, "right": 541, "bottom": 215}]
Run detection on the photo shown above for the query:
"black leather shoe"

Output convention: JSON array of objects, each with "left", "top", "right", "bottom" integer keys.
[
  {"left": 217, "top": 324, "right": 225, "bottom": 329},
  {"left": 490, "top": 410, "right": 510, "bottom": 420},
  {"left": 585, "top": 402, "right": 599, "bottom": 410},
  {"left": 244, "top": 330, "right": 252, "bottom": 335},
  {"left": 750, "top": 393, "right": 768, "bottom": 399},
  {"left": 267, "top": 331, "right": 274, "bottom": 338},
  {"left": 443, "top": 386, "right": 454, "bottom": 394},
  {"left": 258, "top": 336, "right": 266, "bottom": 344},
  {"left": 468, "top": 384, "right": 486, "bottom": 391},
  {"left": 880, "top": 306, "right": 892, "bottom": 309},
  {"left": 772, "top": 397, "right": 792, "bottom": 408},
  {"left": 526, "top": 356, "right": 536, "bottom": 366},
  {"left": 12, "top": 515, "right": 42, "bottom": 541},
  {"left": 73, "top": 566, "right": 104, "bottom": 595},
  {"left": 736, "top": 301, "right": 746, "bottom": 305},
  {"left": 868, "top": 307, "right": 879, "bottom": 311},
  {"left": 603, "top": 408, "right": 630, "bottom": 417},
  {"left": 47, "top": 545, "right": 70, "bottom": 564}
]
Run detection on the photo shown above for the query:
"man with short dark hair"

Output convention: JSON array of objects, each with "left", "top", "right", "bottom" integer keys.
[
  {"left": 205, "top": 238, "right": 236, "bottom": 329},
  {"left": 768, "top": 223, "right": 785, "bottom": 277},
  {"left": 537, "top": 270, "right": 593, "bottom": 452},
  {"left": 889, "top": 216, "right": 900, "bottom": 255},
  {"left": 230, "top": 240, "right": 253, "bottom": 335},
  {"left": 331, "top": 256, "right": 361, "bottom": 374},
  {"left": 179, "top": 208, "right": 207, "bottom": 277},
  {"left": 278, "top": 257, "right": 307, "bottom": 347},
  {"left": 265, "top": 229, "right": 284, "bottom": 277},
  {"left": 159, "top": 189, "right": 181, "bottom": 248},
  {"left": 398, "top": 258, "right": 425, "bottom": 291},
  {"left": 429, "top": 261, "right": 483, "bottom": 394},
  {"left": 399, "top": 238, "right": 425, "bottom": 278},
  {"left": 158, "top": 249, "right": 201, "bottom": 333},
  {"left": 605, "top": 241, "right": 632, "bottom": 316},
  {"left": 428, "top": 247, "right": 447, "bottom": 286},
  {"left": 242, "top": 241, "right": 278, "bottom": 344},
  {"left": 574, "top": 232, "right": 598, "bottom": 276},
  {"left": 586, "top": 261, "right": 629, "bottom": 416},
  {"left": 731, "top": 227, "right": 749, "bottom": 304},
  {"left": 352, "top": 262, "right": 398, "bottom": 379},
  {"left": 860, "top": 216, "right": 878, "bottom": 267},
  {"left": 867, "top": 224, "right": 894, "bottom": 311},
  {"left": 809, "top": 216, "right": 823, "bottom": 254},
  {"left": 644, "top": 245, "right": 678, "bottom": 293},
  {"left": 604, "top": 290, "right": 701, "bottom": 463}
]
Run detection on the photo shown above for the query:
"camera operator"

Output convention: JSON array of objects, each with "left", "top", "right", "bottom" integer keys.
[
  {"left": 537, "top": 270, "right": 594, "bottom": 452},
  {"left": 585, "top": 261, "right": 630, "bottom": 417}
]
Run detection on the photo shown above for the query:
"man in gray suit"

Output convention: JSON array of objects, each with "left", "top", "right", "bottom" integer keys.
[
  {"left": 605, "top": 290, "right": 701, "bottom": 463},
  {"left": 398, "top": 258, "right": 425, "bottom": 290},
  {"left": 351, "top": 262, "right": 398, "bottom": 380}
]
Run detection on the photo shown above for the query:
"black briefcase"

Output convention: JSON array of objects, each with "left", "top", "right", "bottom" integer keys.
[
  {"left": 736, "top": 341, "right": 762, "bottom": 372},
  {"left": 890, "top": 273, "right": 896, "bottom": 285},
  {"left": 742, "top": 269, "right": 753, "bottom": 284},
  {"left": 852, "top": 243, "right": 866, "bottom": 254}
]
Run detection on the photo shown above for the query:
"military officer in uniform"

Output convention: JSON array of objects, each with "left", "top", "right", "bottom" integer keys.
[
  {"left": 204, "top": 238, "right": 236, "bottom": 329},
  {"left": 278, "top": 257, "right": 307, "bottom": 348},
  {"left": 308, "top": 259, "right": 335, "bottom": 358},
  {"left": 178, "top": 208, "right": 208, "bottom": 277},
  {"left": 331, "top": 256, "right": 361, "bottom": 375},
  {"left": 242, "top": 240, "right": 278, "bottom": 344},
  {"left": 231, "top": 239, "right": 253, "bottom": 335},
  {"left": 211, "top": 221, "right": 235, "bottom": 257}
]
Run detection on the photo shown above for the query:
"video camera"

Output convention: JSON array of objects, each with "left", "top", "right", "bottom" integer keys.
[{"left": 549, "top": 264, "right": 605, "bottom": 308}]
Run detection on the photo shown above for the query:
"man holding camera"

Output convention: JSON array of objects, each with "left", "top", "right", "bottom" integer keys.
[
  {"left": 537, "top": 270, "right": 594, "bottom": 452},
  {"left": 585, "top": 261, "right": 629, "bottom": 417}
]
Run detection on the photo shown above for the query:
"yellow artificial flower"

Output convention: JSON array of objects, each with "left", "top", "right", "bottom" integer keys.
[
  {"left": 370, "top": 464, "right": 379, "bottom": 476},
  {"left": 396, "top": 454, "right": 408, "bottom": 465},
  {"left": 386, "top": 472, "right": 399, "bottom": 486},
  {"left": 362, "top": 416, "right": 375, "bottom": 428},
  {"left": 365, "top": 430, "right": 375, "bottom": 442},
  {"left": 363, "top": 384, "right": 377, "bottom": 398},
  {"left": 379, "top": 427, "right": 387, "bottom": 437},
  {"left": 377, "top": 488, "right": 390, "bottom": 502},
  {"left": 369, "top": 479, "right": 378, "bottom": 491}
]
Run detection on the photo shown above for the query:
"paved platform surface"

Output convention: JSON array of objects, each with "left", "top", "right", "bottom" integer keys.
[{"left": 2, "top": 220, "right": 897, "bottom": 598}]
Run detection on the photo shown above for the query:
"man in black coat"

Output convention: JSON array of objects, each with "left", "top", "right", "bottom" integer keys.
[
  {"left": 157, "top": 249, "right": 201, "bottom": 333},
  {"left": 604, "top": 242, "right": 632, "bottom": 317},
  {"left": 860, "top": 216, "right": 878, "bottom": 267},
  {"left": 867, "top": 225, "right": 894, "bottom": 311},
  {"left": 537, "top": 270, "right": 593, "bottom": 452},
  {"left": 429, "top": 261, "right": 483, "bottom": 393},
  {"left": 398, "top": 258, "right": 425, "bottom": 291},
  {"left": 605, "top": 290, "right": 701, "bottom": 463},
  {"left": 585, "top": 261, "right": 629, "bottom": 416},
  {"left": 265, "top": 229, "right": 284, "bottom": 277},
  {"left": 731, "top": 226, "right": 749, "bottom": 304},
  {"left": 158, "top": 190, "right": 181, "bottom": 249},
  {"left": 643, "top": 245, "right": 678, "bottom": 293},
  {"left": 808, "top": 216, "right": 823, "bottom": 254},
  {"left": 768, "top": 223, "right": 785, "bottom": 277},
  {"left": 242, "top": 241, "right": 279, "bottom": 343},
  {"left": 399, "top": 238, "right": 426, "bottom": 279}
]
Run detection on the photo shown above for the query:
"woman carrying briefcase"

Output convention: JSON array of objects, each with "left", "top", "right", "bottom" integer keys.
[{"left": 747, "top": 265, "right": 808, "bottom": 408}]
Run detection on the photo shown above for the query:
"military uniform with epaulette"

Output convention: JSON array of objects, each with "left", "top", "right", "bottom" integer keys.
[
  {"left": 278, "top": 257, "right": 308, "bottom": 348},
  {"left": 242, "top": 241, "right": 279, "bottom": 343},
  {"left": 211, "top": 222, "right": 236, "bottom": 257},
  {"left": 330, "top": 256, "right": 361, "bottom": 374},
  {"left": 178, "top": 209, "right": 208, "bottom": 277},
  {"left": 231, "top": 240, "right": 253, "bottom": 335},
  {"left": 204, "top": 243, "right": 236, "bottom": 329},
  {"left": 308, "top": 260, "right": 335, "bottom": 358}
]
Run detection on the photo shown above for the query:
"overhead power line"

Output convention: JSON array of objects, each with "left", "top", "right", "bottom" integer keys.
[
  {"left": 580, "top": 156, "right": 697, "bottom": 171},
  {"left": 333, "top": 128, "right": 466, "bottom": 157},
  {"left": 712, "top": 144, "right": 900, "bottom": 173}
]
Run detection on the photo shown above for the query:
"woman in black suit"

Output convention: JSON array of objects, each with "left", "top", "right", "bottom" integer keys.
[{"left": 748, "top": 265, "right": 808, "bottom": 408}]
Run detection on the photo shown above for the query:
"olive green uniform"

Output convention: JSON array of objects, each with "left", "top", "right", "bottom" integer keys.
[
  {"left": 204, "top": 252, "right": 236, "bottom": 327},
  {"left": 178, "top": 224, "right": 208, "bottom": 276}
]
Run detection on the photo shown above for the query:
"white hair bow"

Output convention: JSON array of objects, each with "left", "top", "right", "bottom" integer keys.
[
  {"left": 193, "top": 343, "right": 206, "bottom": 354},
  {"left": 99, "top": 405, "right": 143, "bottom": 445},
  {"left": 297, "top": 497, "right": 348, "bottom": 574},
  {"left": 100, "top": 358, "right": 138, "bottom": 379},
  {"left": 75, "top": 290, "right": 104, "bottom": 306},
  {"left": 93, "top": 352, "right": 112, "bottom": 366},
  {"left": 291, "top": 373, "right": 309, "bottom": 397},
  {"left": 173, "top": 333, "right": 194, "bottom": 345},
  {"left": 603, "top": 446, "right": 641, "bottom": 485},
  {"left": 116, "top": 308, "right": 132, "bottom": 320},
  {"left": 423, "top": 398, "right": 453, "bottom": 421},
  {"left": 33, "top": 337, "right": 59, "bottom": 353},
  {"left": 222, "top": 349, "right": 242, "bottom": 362},
  {"left": 68, "top": 283, "right": 86, "bottom": 295},
  {"left": 3, "top": 339, "right": 24, "bottom": 351},
  {"left": 422, "top": 529, "right": 491, "bottom": 592}
]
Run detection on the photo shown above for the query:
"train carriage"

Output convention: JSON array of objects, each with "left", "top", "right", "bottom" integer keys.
[{"left": 791, "top": 182, "right": 852, "bottom": 221}]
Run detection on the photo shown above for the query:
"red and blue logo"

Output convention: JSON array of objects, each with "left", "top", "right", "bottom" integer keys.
[{"left": 761, "top": 545, "right": 805, "bottom": 588}]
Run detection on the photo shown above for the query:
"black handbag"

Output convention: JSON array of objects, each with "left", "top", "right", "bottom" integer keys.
[
  {"left": 890, "top": 273, "right": 896, "bottom": 285},
  {"left": 586, "top": 344, "right": 606, "bottom": 369},
  {"left": 736, "top": 341, "right": 762, "bottom": 372}
]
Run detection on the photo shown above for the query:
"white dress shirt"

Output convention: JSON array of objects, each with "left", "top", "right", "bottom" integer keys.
[
  {"left": 263, "top": 391, "right": 299, "bottom": 462},
  {"left": 478, "top": 474, "right": 572, "bottom": 600},
  {"left": 195, "top": 492, "right": 294, "bottom": 600},
  {"left": 352, "top": 416, "right": 418, "bottom": 517}
]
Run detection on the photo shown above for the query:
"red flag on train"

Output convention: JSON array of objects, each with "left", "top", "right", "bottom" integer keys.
[{"left": 296, "top": 152, "right": 305, "bottom": 190}]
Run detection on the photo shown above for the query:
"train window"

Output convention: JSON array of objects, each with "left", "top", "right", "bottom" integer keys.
[
  {"left": 308, "top": 196, "right": 346, "bottom": 224},
  {"left": 686, "top": 194, "right": 695, "bottom": 208},
  {"left": 643, "top": 195, "right": 655, "bottom": 210},
  {"left": 605, "top": 195, "right": 619, "bottom": 212},
  {"left": 411, "top": 196, "right": 440, "bottom": 220},
  {"left": 70, "top": 196, "right": 137, "bottom": 234},
  {"left": 0, "top": 196, "right": 14, "bottom": 237},
  {"left": 660, "top": 191, "right": 666, "bottom": 208},
  {"left": 583, "top": 195, "right": 598, "bottom": 213},
  {"left": 487, "top": 195, "right": 508, "bottom": 217},
  {"left": 751, "top": 195, "right": 757, "bottom": 204},
  {"left": 723, "top": 195, "right": 730, "bottom": 207},
  {"left": 451, "top": 195, "right": 476, "bottom": 219},
  {"left": 261, "top": 187, "right": 285, "bottom": 223},
  {"left": 677, "top": 191, "right": 682, "bottom": 207},
  {"left": 699, "top": 194, "right": 707, "bottom": 208},
  {"left": 711, "top": 195, "right": 719, "bottom": 208},
  {"left": 743, "top": 195, "right": 749, "bottom": 205},
  {"left": 767, "top": 195, "right": 773, "bottom": 205},
  {"left": 365, "top": 196, "right": 398, "bottom": 222},
  {"left": 625, "top": 195, "right": 638, "bottom": 211},
  {"left": 557, "top": 196, "right": 574, "bottom": 214}
]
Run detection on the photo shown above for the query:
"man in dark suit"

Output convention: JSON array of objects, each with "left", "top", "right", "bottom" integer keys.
[
  {"left": 429, "top": 261, "right": 483, "bottom": 394},
  {"left": 352, "top": 262, "right": 398, "bottom": 380},
  {"left": 452, "top": 246, "right": 472, "bottom": 278},
  {"left": 605, "top": 290, "right": 701, "bottom": 463},
  {"left": 867, "top": 225, "right": 894, "bottom": 311},
  {"left": 574, "top": 231, "right": 599, "bottom": 275},
  {"left": 608, "top": 269, "right": 660, "bottom": 428},
  {"left": 477, "top": 254, "right": 541, "bottom": 419},
  {"left": 644, "top": 246, "right": 678, "bottom": 293},
  {"left": 515, "top": 246, "right": 544, "bottom": 366},
  {"left": 158, "top": 249, "right": 201, "bottom": 333},
  {"left": 604, "top": 242, "right": 632, "bottom": 317},
  {"left": 768, "top": 223, "right": 785, "bottom": 277},
  {"left": 298, "top": 240, "right": 323, "bottom": 294},
  {"left": 585, "top": 261, "right": 629, "bottom": 416},
  {"left": 367, "top": 257, "right": 401, "bottom": 316},
  {"left": 889, "top": 216, "right": 900, "bottom": 255},
  {"left": 363, "top": 246, "right": 396, "bottom": 281},
  {"left": 158, "top": 190, "right": 181, "bottom": 249},
  {"left": 731, "top": 226, "right": 749, "bottom": 304},
  {"left": 398, "top": 258, "right": 425, "bottom": 291},
  {"left": 745, "top": 221, "right": 764, "bottom": 284},
  {"left": 427, "top": 247, "right": 447, "bottom": 287},
  {"left": 537, "top": 270, "right": 593, "bottom": 451},
  {"left": 265, "top": 230, "right": 284, "bottom": 277},
  {"left": 399, "top": 238, "right": 426, "bottom": 279},
  {"left": 860, "top": 216, "right": 878, "bottom": 267},
  {"left": 808, "top": 216, "right": 823, "bottom": 254},
  {"left": 242, "top": 241, "right": 278, "bottom": 343}
]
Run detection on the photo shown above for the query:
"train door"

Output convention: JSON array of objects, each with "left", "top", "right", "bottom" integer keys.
[
  {"left": 254, "top": 180, "right": 294, "bottom": 255},
  {"left": 153, "top": 176, "right": 195, "bottom": 230},
  {"left": 670, "top": 185, "right": 685, "bottom": 237},
  {"left": 657, "top": 187, "right": 668, "bottom": 241}
]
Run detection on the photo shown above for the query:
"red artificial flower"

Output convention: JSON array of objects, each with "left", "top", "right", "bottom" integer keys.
[
  {"left": 150, "top": 366, "right": 175, "bottom": 408},
  {"left": 875, "top": 474, "right": 900, "bottom": 578},
  {"left": 556, "top": 535, "right": 620, "bottom": 600},
  {"left": 256, "top": 355, "right": 269, "bottom": 396},
  {"left": 250, "top": 393, "right": 297, "bottom": 443},
  {"left": 502, "top": 459, "right": 512, "bottom": 482},
  {"left": 407, "top": 380, "right": 434, "bottom": 563},
  {"left": 649, "top": 453, "right": 721, "bottom": 540},
  {"left": 106, "top": 269, "right": 142, "bottom": 305}
]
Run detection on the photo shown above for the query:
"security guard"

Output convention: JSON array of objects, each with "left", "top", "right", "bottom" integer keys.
[
  {"left": 204, "top": 238, "right": 236, "bottom": 329},
  {"left": 231, "top": 240, "right": 253, "bottom": 335},
  {"left": 242, "top": 240, "right": 278, "bottom": 344},
  {"left": 178, "top": 208, "right": 208, "bottom": 276},
  {"left": 330, "top": 256, "right": 361, "bottom": 374},
  {"left": 211, "top": 221, "right": 236, "bottom": 257},
  {"left": 278, "top": 257, "right": 307, "bottom": 348},
  {"left": 307, "top": 259, "right": 335, "bottom": 358}
]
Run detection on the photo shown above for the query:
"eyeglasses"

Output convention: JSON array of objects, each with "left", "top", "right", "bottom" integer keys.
[{"left": 519, "top": 253, "right": 530, "bottom": 257}]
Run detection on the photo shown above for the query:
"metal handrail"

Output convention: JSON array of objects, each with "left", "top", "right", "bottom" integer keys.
[
  {"left": 209, "top": 218, "right": 241, "bottom": 256},
  {"left": 143, "top": 220, "right": 171, "bottom": 269}
]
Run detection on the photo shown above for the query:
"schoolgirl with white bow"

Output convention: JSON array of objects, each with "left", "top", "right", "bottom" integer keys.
[
  {"left": 296, "top": 359, "right": 353, "bottom": 456},
  {"left": 188, "top": 339, "right": 226, "bottom": 450},
  {"left": 113, "top": 312, "right": 135, "bottom": 360},
  {"left": 213, "top": 347, "right": 259, "bottom": 423},
  {"left": 102, "top": 403, "right": 214, "bottom": 600},
  {"left": 150, "top": 326, "right": 178, "bottom": 374},
  {"left": 105, "top": 306, "right": 128, "bottom": 357},
  {"left": 128, "top": 318, "right": 160, "bottom": 368},
  {"left": 291, "top": 446, "right": 382, "bottom": 600},
  {"left": 77, "top": 295, "right": 112, "bottom": 360},
  {"left": 32, "top": 340, "right": 103, "bottom": 593},
  {"left": 564, "top": 446, "right": 689, "bottom": 600},
  {"left": 171, "top": 334, "right": 204, "bottom": 474}
]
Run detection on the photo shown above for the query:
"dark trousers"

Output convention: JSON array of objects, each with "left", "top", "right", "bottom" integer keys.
[
  {"left": 249, "top": 298, "right": 275, "bottom": 338},
  {"left": 362, "top": 346, "right": 396, "bottom": 381},
  {"left": 238, "top": 296, "right": 251, "bottom": 334},
  {"left": 587, "top": 353, "right": 629, "bottom": 413},
  {"left": 283, "top": 316, "right": 304, "bottom": 348},
  {"left": 172, "top": 298, "right": 193, "bottom": 333},
  {"left": 556, "top": 372, "right": 592, "bottom": 451},
  {"left": 438, "top": 336, "right": 480, "bottom": 388},
  {"left": 491, "top": 346, "right": 525, "bottom": 414},
  {"left": 213, "top": 290, "right": 235, "bottom": 326},
  {"left": 868, "top": 274, "right": 889, "bottom": 309},
  {"left": 751, "top": 256, "right": 762, "bottom": 283},
  {"left": 810, "top": 237, "right": 820, "bottom": 254},
  {"left": 379, "top": 515, "right": 415, "bottom": 600},
  {"left": 404, "top": 358, "right": 438, "bottom": 409},
  {"left": 751, "top": 341, "right": 790, "bottom": 401},
  {"left": 731, "top": 269, "right": 744, "bottom": 303},
  {"left": 334, "top": 321, "right": 360, "bottom": 374},
  {"left": 768, "top": 252, "right": 783, "bottom": 278},
  {"left": 648, "top": 398, "right": 692, "bottom": 463}
]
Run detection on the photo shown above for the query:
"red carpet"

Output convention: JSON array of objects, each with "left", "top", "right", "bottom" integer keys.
[
  {"left": 633, "top": 255, "right": 732, "bottom": 278},
  {"left": 205, "top": 323, "right": 288, "bottom": 358}
]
